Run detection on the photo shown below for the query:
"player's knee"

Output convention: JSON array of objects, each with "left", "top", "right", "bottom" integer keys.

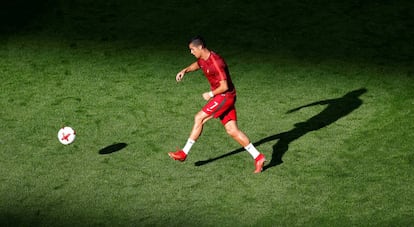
[
  {"left": 194, "top": 115, "right": 201, "bottom": 124},
  {"left": 225, "top": 125, "right": 238, "bottom": 137},
  {"left": 194, "top": 112, "right": 206, "bottom": 124}
]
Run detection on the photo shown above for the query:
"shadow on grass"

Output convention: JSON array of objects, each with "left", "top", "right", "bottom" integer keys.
[
  {"left": 195, "top": 88, "right": 367, "bottom": 171},
  {"left": 99, "top": 143, "right": 128, "bottom": 155}
]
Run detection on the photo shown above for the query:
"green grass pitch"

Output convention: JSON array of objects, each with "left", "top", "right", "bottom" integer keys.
[{"left": 1, "top": 0, "right": 413, "bottom": 226}]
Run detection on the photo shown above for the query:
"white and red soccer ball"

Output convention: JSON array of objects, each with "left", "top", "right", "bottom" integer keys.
[{"left": 58, "top": 126, "right": 76, "bottom": 145}]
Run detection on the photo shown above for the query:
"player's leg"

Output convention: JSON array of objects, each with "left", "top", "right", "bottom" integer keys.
[
  {"left": 189, "top": 110, "right": 213, "bottom": 142},
  {"left": 224, "top": 120, "right": 250, "bottom": 147},
  {"left": 223, "top": 118, "right": 266, "bottom": 173},
  {"left": 169, "top": 95, "right": 230, "bottom": 161},
  {"left": 168, "top": 109, "right": 212, "bottom": 161}
]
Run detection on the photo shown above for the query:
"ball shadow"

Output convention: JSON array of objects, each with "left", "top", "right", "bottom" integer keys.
[{"left": 99, "top": 143, "right": 128, "bottom": 155}]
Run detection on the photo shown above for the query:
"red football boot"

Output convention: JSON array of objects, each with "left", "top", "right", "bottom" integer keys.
[
  {"left": 254, "top": 153, "right": 266, "bottom": 173},
  {"left": 168, "top": 150, "right": 187, "bottom": 162}
]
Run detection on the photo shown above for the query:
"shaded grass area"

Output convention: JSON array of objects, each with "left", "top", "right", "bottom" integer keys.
[
  {"left": 1, "top": 0, "right": 414, "bottom": 226},
  {"left": 2, "top": 0, "right": 414, "bottom": 64}
]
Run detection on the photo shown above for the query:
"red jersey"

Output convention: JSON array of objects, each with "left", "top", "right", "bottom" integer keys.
[{"left": 197, "top": 51, "right": 236, "bottom": 96}]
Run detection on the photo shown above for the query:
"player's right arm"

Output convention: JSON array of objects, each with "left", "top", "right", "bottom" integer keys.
[{"left": 176, "top": 61, "right": 200, "bottom": 82}]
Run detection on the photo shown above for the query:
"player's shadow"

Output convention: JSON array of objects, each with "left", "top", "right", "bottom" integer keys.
[
  {"left": 194, "top": 88, "right": 367, "bottom": 170},
  {"left": 99, "top": 143, "right": 128, "bottom": 155}
]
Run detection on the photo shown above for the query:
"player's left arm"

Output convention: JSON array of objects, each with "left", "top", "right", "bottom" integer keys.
[
  {"left": 202, "top": 80, "right": 228, "bottom": 101},
  {"left": 203, "top": 55, "right": 229, "bottom": 100}
]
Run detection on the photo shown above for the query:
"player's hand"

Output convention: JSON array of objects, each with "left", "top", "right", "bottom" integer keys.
[
  {"left": 176, "top": 70, "right": 185, "bottom": 82},
  {"left": 202, "top": 92, "right": 211, "bottom": 101}
]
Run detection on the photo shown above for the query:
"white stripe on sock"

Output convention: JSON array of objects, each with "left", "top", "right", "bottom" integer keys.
[
  {"left": 183, "top": 139, "right": 195, "bottom": 154},
  {"left": 245, "top": 143, "right": 260, "bottom": 159}
]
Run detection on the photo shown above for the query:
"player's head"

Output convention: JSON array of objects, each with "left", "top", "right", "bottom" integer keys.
[
  {"left": 188, "top": 35, "right": 206, "bottom": 48},
  {"left": 188, "top": 35, "right": 206, "bottom": 59}
]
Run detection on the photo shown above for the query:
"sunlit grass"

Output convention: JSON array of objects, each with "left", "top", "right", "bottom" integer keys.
[
  {"left": 1, "top": 35, "right": 413, "bottom": 226},
  {"left": 1, "top": 0, "right": 413, "bottom": 225}
]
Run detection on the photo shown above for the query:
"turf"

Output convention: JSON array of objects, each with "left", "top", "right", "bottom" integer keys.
[{"left": 1, "top": 0, "right": 413, "bottom": 226}]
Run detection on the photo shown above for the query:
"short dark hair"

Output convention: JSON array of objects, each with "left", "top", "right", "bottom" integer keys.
[{"left": 188, "top": 35, "right": 206, "bottom": 48}]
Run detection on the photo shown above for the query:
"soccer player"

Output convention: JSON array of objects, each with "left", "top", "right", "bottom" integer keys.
[{"left": 168, "top": 36, "right": 266, "bottom": 173}]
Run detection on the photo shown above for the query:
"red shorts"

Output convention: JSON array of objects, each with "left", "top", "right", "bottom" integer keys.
[{"left": 202, "top": 94, "right": 237, "bottom": 125}]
